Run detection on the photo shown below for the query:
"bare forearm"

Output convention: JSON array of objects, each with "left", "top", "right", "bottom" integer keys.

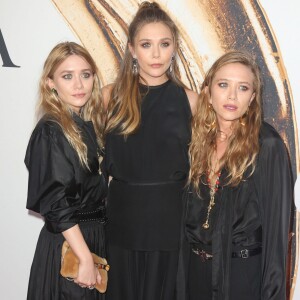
[{"left": 62, "top": 225, "right": 92, "bottom": 263}]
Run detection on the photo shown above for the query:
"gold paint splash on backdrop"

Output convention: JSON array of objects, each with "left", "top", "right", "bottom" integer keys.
[{"left": 51, "top": 0, "right": 299, "bottom": 174}]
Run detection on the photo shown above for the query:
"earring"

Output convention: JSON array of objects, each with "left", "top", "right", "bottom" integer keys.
[
  {"left": 132, "top": 58, "right": 138, "bottom": 75},
  {"left": 169, "top": 55, "right": 175, "bottom": 73},
  {"left": 51, "top": 88, "right": 58, "bottom": 96},
  {"left": 239, "top": 107, "right": 249, "bottom": 126},
  {"left": 205, "top": 104, "right": 216, "bottom": 129}
]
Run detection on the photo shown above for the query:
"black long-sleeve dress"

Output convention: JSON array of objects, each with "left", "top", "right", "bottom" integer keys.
[
  {"left": 104, "top": 80, "right": 192, "bottom": 300},
  {"left": 177, "top": 122, "right": 293, "bottom": 300},
  {"left": 25, "top": 114, "right": 107, "bottom": 300}
]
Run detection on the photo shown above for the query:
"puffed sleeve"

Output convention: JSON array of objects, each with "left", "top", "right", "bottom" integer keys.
[
  {"left": 255, "top": 123, "right": 293, "bottom": 300},
  {"left": 25, "top": 120, "right": 80, "bottom": 233}
]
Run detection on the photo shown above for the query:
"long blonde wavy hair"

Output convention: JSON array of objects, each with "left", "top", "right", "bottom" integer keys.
[
  {"left": 105, "top": 1, "right": 185, "bottom": 136},
  {"left": 189, "top": 50, "right": 262, "bottom": 188},
  {"left": 38, "top": 41, "right": 104, "bottom": 169}
]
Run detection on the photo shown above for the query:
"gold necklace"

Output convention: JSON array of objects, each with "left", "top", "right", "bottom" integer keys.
[
  {"left": 202, "top": 170, "right": 221, "bottom": 229},
  {"left": 202, "top": 152, "right": 221, "bottom": 229}
]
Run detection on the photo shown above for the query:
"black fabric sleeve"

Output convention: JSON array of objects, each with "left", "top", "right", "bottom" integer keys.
[
  {"left": 25, "top": 122, "right": 80, "bottom": 233},
  {"left": 255, "top": 127, "right": 293, "bottom": 300}
]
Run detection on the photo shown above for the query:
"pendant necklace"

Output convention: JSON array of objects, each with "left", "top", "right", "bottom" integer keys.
[{"left": 202, "top": 154, "right": 221, "bottom": 230}]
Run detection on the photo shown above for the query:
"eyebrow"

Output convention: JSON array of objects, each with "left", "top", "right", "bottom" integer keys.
[
  {"left": 138, "top": 37, "right": 173, "bottom": 42},
  {"left": 59, "top": 68, "right": 92, "bottom": 74},
  {"left": 216, "top": 78, "right": 252, "bottom": 85}
]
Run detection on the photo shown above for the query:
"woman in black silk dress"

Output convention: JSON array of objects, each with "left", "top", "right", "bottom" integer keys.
[
  {"left": 25, "top": 42, "right": 107, "bottom": 299},
  {"left": 177, "top": 51, "right": 293, "bottom": 300},
  {"left": 102, "top": 2, "right": 198, "bottom": 299}
]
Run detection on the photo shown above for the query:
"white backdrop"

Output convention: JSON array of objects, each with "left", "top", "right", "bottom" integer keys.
[{"left": 0, "top": 0, "right": 299, "bottom": 299}]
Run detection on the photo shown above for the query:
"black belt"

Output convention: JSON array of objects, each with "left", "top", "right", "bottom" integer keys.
[
  {"left": 231, "top": 247, "right": 262, "bottom": 258},
  {"left": 112, "top": 178, "right": 185, "bottom": 186},
  {"left": 191, "top": 246, "right": 262, "bottom": 261},
  {"left": 76, "top": 207, "right": 107, "bottom": 224}
]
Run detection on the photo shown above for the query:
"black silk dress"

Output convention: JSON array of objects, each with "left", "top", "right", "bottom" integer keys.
[
  {"left": 104, "top": 80, "right": 192, "bottom": 300},
  {"left": 25, "top": 114, "right": 107, "bottom": 300},
  {"left": 177, "top": 122, "right": 293, "bottom": 300}
]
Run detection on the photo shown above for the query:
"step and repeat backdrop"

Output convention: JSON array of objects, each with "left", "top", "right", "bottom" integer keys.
[{"left": 0, "top": 0, "right": 299, "bottom": 298}]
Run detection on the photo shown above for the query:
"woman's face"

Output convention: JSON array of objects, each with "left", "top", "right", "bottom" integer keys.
[
  {"left": 47, "top": 54, "right": 94, "bottom": 113},
  {"left": 129, "top": 21, "right": 175, "bottom": 86},
  {"left": 209, "top": 62, "right": 255, "bottom": 130}
]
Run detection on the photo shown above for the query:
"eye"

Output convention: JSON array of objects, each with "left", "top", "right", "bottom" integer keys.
[
  {"left": 239, "top": 85, "right": 249, "bottom": 91},
  {"left": 62, "top": 74, "right": 72, "bottom": 80},
  {"left": 218, "top": 82, "right": 228, "bottom": 88},
  {"left": 141, "top": 42, "right": 151, "bottom": 48},
  {"left": 81, "top": 72, "right": 92, "bottom": 79},
  {"left": 161, "top": 42, "right": 170, "bottom": 47}
]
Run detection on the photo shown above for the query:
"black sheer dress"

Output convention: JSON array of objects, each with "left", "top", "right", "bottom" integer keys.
[
  {"left": 104, "top": 80, "right": 192, "bottom": 300},
  {"left": 25, "top": 114, "right": 107, "bottom": 300}
]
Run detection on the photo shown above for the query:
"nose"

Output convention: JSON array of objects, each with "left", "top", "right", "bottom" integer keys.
[
  {"left": 74, "top": 76, "right": 83, "bottom": 89},
  {"left": 152, "top": 45, "right": 160, "bottom": 58},
  {"left": 228, "top": 86, "right": 237, "bottom": 100}
]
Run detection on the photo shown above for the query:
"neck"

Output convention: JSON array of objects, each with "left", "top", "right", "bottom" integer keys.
[
  {"left": 218, "top": 119, "right": 236, "bottom": 137},
  {"left": 139, "top": 75, "right": 169, "bottom": 86}
]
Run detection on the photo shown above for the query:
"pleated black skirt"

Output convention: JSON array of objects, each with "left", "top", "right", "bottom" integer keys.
[
  {"left": 106, "top": 244, "right": 179, "bottom": 300},
  {"left": 27, "top": 221, "right": 106, "bottom": 300}
]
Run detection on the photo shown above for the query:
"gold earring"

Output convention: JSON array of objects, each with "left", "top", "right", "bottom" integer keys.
[
  {"left": 205, "top": 104, "right": 216, "bottom": 129},
  {"left": 239, "top": 107, "right": 249, "bottom": 126}
]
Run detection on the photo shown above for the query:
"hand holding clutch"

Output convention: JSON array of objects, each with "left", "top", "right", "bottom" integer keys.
[{"left": 60, "top": 241, "right": 110, "bottom": 293}]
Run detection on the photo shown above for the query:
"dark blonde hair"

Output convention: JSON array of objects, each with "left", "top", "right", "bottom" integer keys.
[
  {"left": 189, "top": 50, "right": 262, "bottom": 187},
  {"left": 38, "top": 41, "right": 104, "bottom": 168},
  {"left": 105, "top": 1, "right": 185, "bottom": 136}
]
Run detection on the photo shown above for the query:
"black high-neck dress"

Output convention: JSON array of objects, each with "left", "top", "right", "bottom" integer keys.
[{"left": 104, "top": 80, "right": 192, "bottom": 300}]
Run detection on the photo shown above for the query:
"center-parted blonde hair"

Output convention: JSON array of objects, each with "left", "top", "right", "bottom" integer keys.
[
  {"left": 189, "top": 50, "right": 262, "bottom": 188},
  {"left": 38, "top": 41, "right": 104, "bottom": 169},
  {"left": 105, "top": 1, "right": 185, "bottom": 136}
]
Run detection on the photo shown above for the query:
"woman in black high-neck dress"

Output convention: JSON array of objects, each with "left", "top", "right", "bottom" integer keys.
[
  {"left": 25, "top": 42, "right": 107, "bottom": 300},
  {"left": 102, "top": 2, "right": 198, "bottom": 299}
]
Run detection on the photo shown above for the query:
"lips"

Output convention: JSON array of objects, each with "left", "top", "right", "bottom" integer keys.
[
  {"left": 72, "top": 93, "right": 86, "bottom": 98},
  {"left": 223, "top": 104, "right": 237, "bottom": 111},
  {"left": 150, "top": 64, "right": 163, "bottom": 68}
]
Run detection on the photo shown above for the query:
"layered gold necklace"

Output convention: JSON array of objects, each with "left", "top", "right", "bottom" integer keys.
[{"left": 202, "top": 153, "right": 221, "bottom": 230}]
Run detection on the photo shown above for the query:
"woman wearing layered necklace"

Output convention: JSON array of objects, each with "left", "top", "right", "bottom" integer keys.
[{"left": 178, "top": 50, "right": 293, "bottom": 300}]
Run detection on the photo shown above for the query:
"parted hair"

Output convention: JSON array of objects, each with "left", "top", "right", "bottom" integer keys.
[
  {"left": 189, "top": 50, "right": 262, "bottom": 188},
  {"left": 38, "top": 41, "right": 104, "bottom": 169},
  {"left": 105, "top": 1, "right": 185, "bottom": 136}
]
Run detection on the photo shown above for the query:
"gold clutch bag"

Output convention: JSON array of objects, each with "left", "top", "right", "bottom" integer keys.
[{"left": 60, "top": 241, "right": 110, "bottom": 293}]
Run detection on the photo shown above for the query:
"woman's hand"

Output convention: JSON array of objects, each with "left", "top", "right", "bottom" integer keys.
[
  {"left": 62, "top": 225, "right": 102, "bottom": 289},
  {"left": 74, "top": 254, "right": 98, "bottom": 289}
]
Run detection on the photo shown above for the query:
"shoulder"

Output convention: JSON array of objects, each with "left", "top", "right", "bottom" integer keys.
[
  {"left": 32, "top": 116, "right": 62, "bottom": 138},
  {"left": 25, "top": 116, "right": 73, "bottom": 164},
  {"left": 28, "top": 116, "right": 67, "bottom": 147},
  {"left": 25, "top": 117, "right": 63, "bottom": 167},
  {"left": 184, "top": 88, "right": 199, "bottom": 115},
  {"left": 101, "top": 83, "right": 114, "bottom": 110},
  {"left": 258, "top": 121, "right": 290, "bottom": 162},
  {"left": 259, "top": 121, "right": 286, "bottom": 149}
]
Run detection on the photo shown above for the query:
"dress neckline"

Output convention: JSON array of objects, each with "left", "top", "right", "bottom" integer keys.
[{"left": 139, "top": 79, "right": 171, "bottom": 90}]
